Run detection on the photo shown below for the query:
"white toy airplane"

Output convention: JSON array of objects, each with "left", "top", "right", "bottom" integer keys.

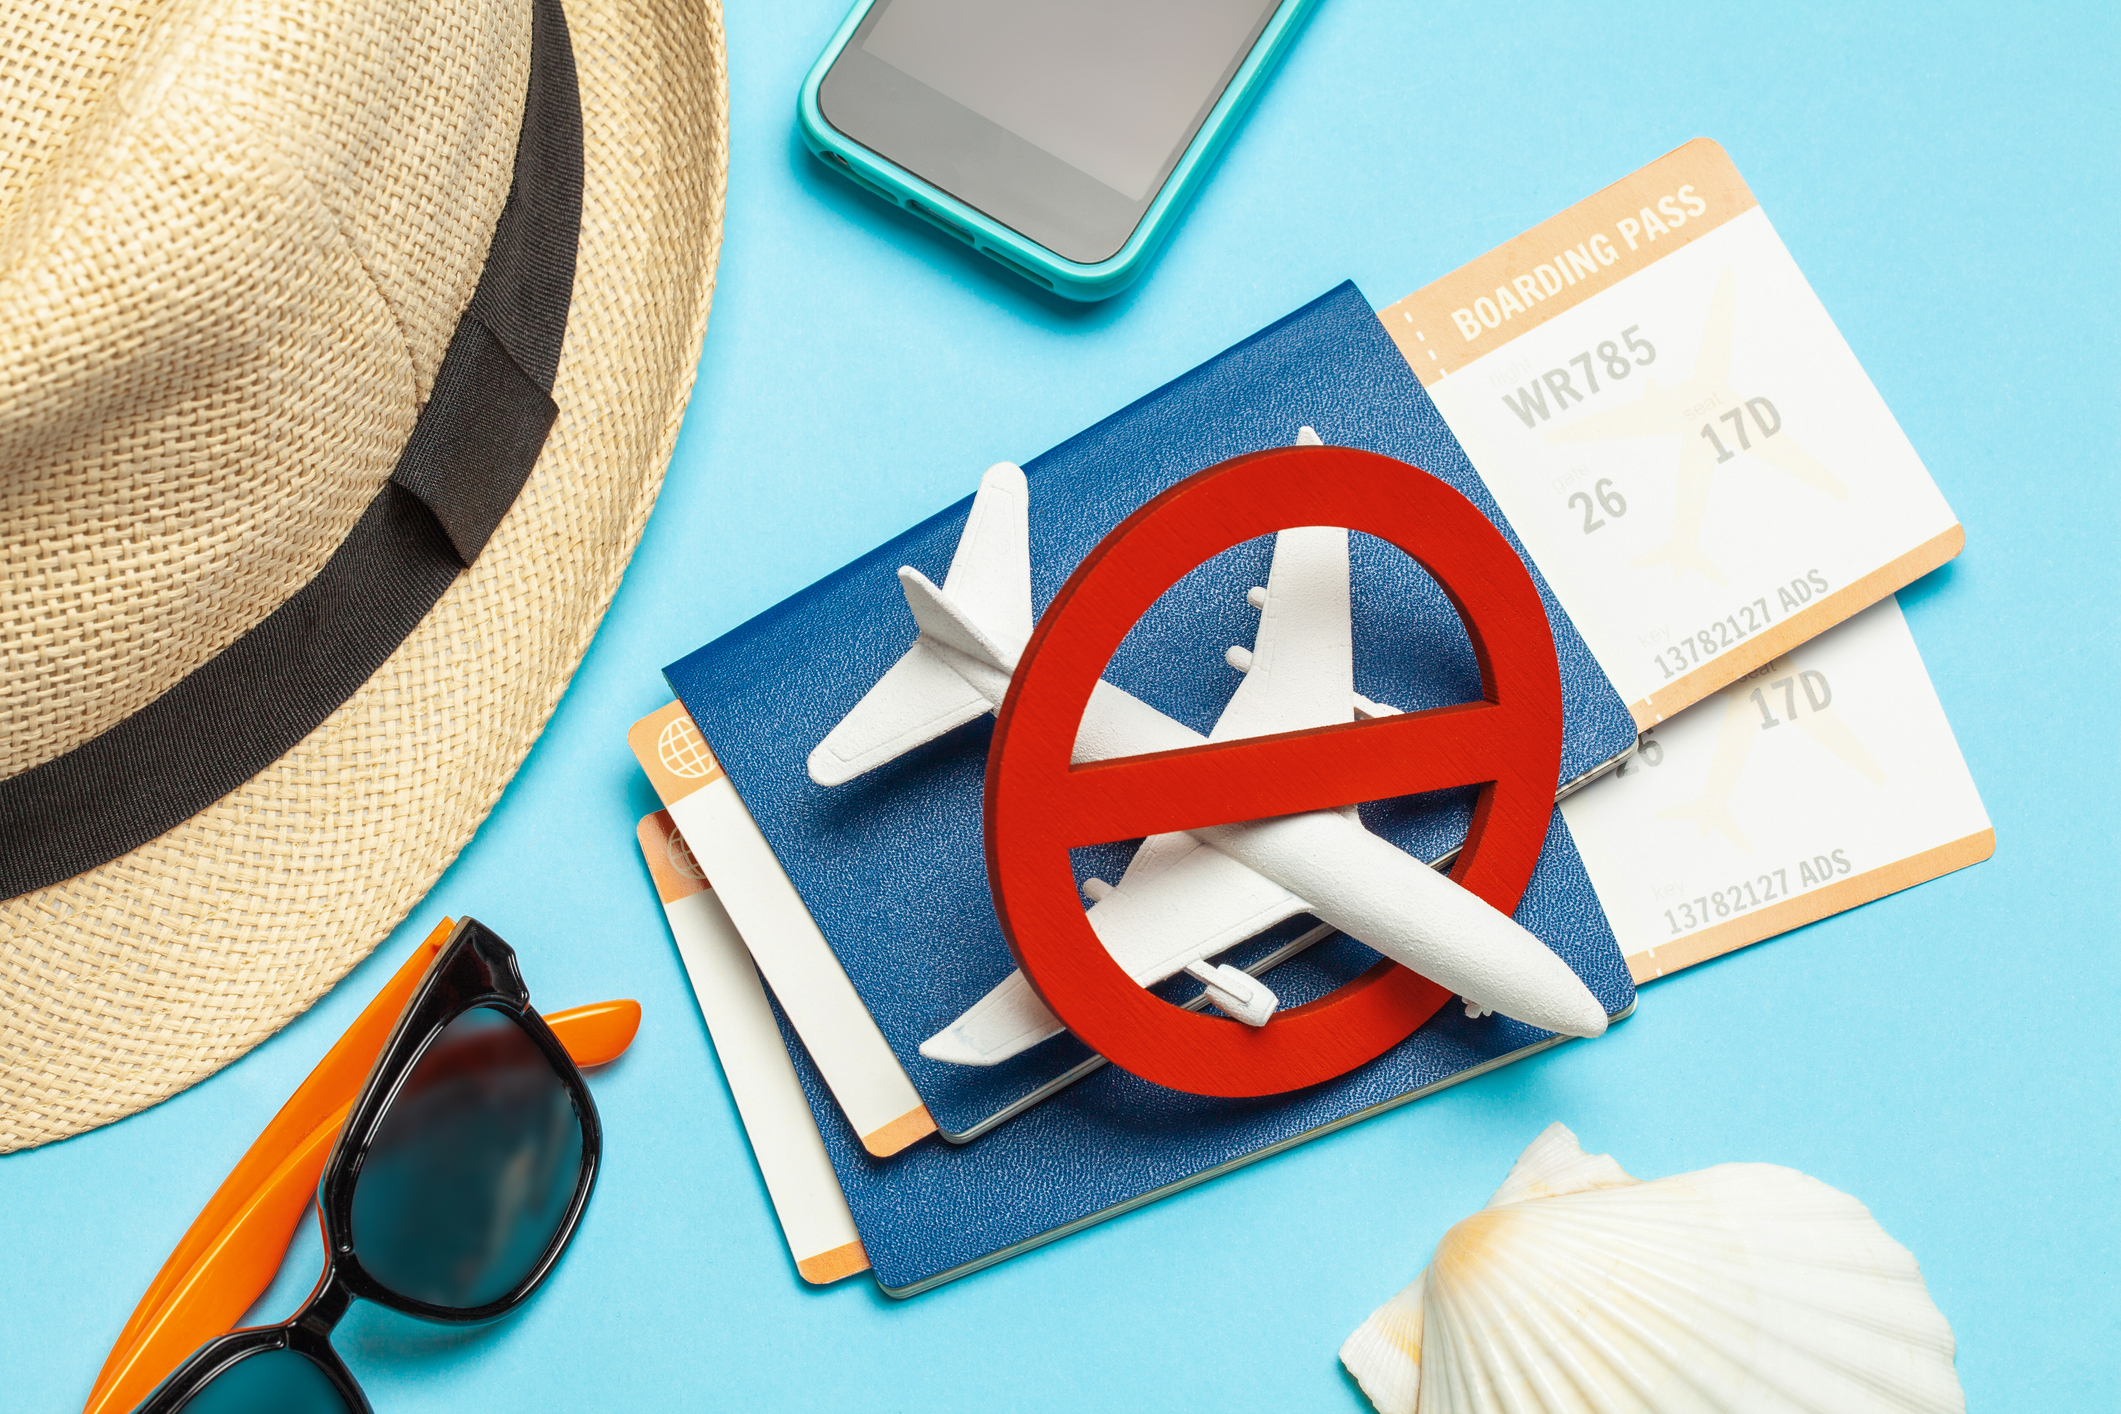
[{"left": 807, "top": 433, "right": 1609, "bottom": 1067}]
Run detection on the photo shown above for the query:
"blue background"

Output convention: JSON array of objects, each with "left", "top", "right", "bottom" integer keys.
[{"left": 5, "top": 2, "right": 2113, "bottom": 1408}]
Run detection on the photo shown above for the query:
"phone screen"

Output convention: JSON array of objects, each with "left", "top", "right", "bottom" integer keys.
[{"left": 820, "top": 0, "right": 1282, "bottom": 265}]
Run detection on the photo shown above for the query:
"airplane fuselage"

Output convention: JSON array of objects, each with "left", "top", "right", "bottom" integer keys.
[
  {"left": 819, "top": 469, "right": 1611, "bottom": 1063},
  {"left": 917, "top": 600, "right": 1607, "bottom": 1040}
]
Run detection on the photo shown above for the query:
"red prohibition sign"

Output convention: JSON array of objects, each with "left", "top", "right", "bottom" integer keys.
[{"left": 984, "top": 444, "right": 1565, "bottom": 1098}]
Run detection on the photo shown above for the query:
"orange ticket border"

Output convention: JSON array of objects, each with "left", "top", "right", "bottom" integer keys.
[
  {"left": 794, "top": 1240, "right": 871, "bottom": 1285},
  {"left": 628, "top": 699, "right": 725, "bottom": 803},
  {"left": 1626, "top": 827, "right": 1996, "bottom": 983},
  {"left": 1381, "top": 138, "right": 1758, "bottom": 387},
  {"left": 1625, "top": 525, "right": 1965, "bottom": 729}
]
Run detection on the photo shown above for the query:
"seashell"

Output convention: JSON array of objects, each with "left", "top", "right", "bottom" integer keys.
[{"left": 1340, "top": 1123, "right": 1962, "bottom": 1414}]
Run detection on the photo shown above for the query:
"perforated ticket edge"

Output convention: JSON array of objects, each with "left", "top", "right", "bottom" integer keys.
[{"left": 1381, "top": 138, "right": 1758, "bottom": 386}]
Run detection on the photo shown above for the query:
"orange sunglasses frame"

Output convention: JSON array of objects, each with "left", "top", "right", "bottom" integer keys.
[{"left": 81, "top": 919, "right": 642, "bottom": 1414}]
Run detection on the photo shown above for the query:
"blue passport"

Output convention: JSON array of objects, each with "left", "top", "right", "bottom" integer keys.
[{"left": 666, "top": 283, "right": 1637, "bottom": 1292}]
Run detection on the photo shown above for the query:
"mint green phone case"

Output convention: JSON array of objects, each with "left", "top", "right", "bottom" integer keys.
[{"left": 797, "top": 0, "right": 1317, "bottom": 301}]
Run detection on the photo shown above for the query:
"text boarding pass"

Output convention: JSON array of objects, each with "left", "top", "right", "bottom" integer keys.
[
  {"left": 1381, "top": 139, "right": 1961, "bottom": 729},
  {"left": 1559, "top": 596, "right": 1992, "bottom": 983}
]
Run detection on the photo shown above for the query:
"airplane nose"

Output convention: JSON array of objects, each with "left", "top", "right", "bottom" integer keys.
[
  {"left": 1555, "top": 990, "right": 1609, "bottom": 1039},
  {"left": 1499, "top": 951, "right": 1609, "bottom": 1039},
  {"left": 1476, "top": 970, "right": 1607, "bottom": 1038}
]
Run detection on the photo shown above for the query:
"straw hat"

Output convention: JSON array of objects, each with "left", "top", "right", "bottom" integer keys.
[{"left": 0, "top": 0, "right": 726, "bottom": 1149}]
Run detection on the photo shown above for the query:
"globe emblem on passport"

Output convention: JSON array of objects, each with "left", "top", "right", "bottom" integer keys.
[{"left": 657, "top": 717, "right": 718, "bottom": 779}]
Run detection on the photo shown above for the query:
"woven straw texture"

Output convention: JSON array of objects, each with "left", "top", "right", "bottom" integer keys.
[{"left": 0, "top": 0, "right": 728, "bottom": 1150}]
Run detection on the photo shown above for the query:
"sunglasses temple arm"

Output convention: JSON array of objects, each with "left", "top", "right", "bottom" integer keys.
[
  {"left": 83, "top": 913, "right": 638, "bottom": 1414},
  {"left": 81, "top": 918, "right": 457, "bottom": 1414},
  {"left": 82, "top": 995, "right": 639, "bottom": 1414},
  {"left": 539, "top": 998, "right": 642, "bottom": 1065},
  {"left": 83, "top": 1103, "right": 353, "bottom": 1414},
  {"left": 82, "top": 992, "right": 639, "bottom": 1414}
]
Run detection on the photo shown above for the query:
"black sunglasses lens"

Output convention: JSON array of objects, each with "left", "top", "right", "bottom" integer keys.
[
  {"left": 172, "top": 1347, "right": 351, "bottom": 1413},
  {"left": 350, "top": 1006, "right": 586, "bottom": 1310}
]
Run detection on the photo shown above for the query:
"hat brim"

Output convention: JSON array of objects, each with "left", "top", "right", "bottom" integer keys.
[{"left": 0, "top": 0, "right": 727, "bottom": 1152}]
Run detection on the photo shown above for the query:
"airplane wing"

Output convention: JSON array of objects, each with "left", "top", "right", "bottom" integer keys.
[
  {"left": 940, "top": 462, "right": 1033, "bottom": 653},
  {"left": 1652, "top": 680, "right": 1762, "bottom": 851},
  {"left": 1094, "top": 834, "right": 1310, "bottom": 979},
  {"left": 806, "top": 641, "right": 990, "bottom": 787},
  {"left": 919, "top": 833, "right": 1311, "bottom": 1065},
  {"left": 1210, "top": 525, "right": 1356, "bottom": 741},
  {"left": 1746, "top": 423, "right": 1850, "bottom": 500}
]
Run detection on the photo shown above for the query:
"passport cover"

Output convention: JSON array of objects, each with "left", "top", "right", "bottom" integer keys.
[
  {"left": 665, "top": 282, "right": 1640, "bottom": 1290},
  {"left": 770, "top": 808, "right": 1628, "bottom": 1294}
]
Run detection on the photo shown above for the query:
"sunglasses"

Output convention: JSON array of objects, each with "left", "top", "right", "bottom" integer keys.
[{"left": 86, "top": 918, "right": 632, "bottom": 1414}]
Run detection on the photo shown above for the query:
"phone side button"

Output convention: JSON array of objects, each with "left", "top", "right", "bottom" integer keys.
[
  {"left": 975, "top": 246, "right": 1055, "bottom": 290},
  {"left": 905, "top": 199, "right": 974, "bottom": 244},
  {"left": 817, "top": 149, "right": 903, "bottom": 206}
]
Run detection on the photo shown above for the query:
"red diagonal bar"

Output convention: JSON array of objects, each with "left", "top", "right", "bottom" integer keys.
[{"left": 1045, "top": 702, "right": 1519, "bottom": 844}]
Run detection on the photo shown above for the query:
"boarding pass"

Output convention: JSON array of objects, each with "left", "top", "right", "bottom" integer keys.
[
  {"left": 636, "top": 810, "right": 869, "bottom": 1284},
  {"left": 1380, "top": 139, "right": 1961, "bottom": 728},
  {"left": 628, "top": 703, "right": 935, "bottom": 1159},
  {"left": 1559, "top": 595, "right": 1991, "bottom": 983}
]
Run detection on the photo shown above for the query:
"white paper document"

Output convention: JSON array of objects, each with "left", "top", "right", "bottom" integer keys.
[
  {"left": 629, "top": 703, "right": 935, "bottom": 1158},
  {"left": 1382, "top": 138, "right": 1962, "bottom": 728},
  {"left": 1558, "top": 597, "right": 1992, "bottom": 983},
  {"left": 636, "top": 808, "right": 869, "bottom": 1284}
]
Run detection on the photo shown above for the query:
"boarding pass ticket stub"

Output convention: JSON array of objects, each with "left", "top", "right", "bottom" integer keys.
[
  {"left": 636, "top": 810, "right": 869, "bottom": 1285},
  {"left": 1558, "top": 595, "right": 1992, "bottom": 984},
  {"left": 628, "top": 702, "right": 936, "bottom": 1159},
  {"left": 1381, "top": 139, "right": 1962, "bottom": 729}
]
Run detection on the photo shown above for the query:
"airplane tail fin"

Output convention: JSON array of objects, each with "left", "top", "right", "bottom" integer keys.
[
  {"left": 806, "top": 464, "right": 1035, "bottom": 787},
  {"left": 898, "top": 568, "right": 1017, "bottom": 681},
  {"left": 939, "top": 462, "right": 1034, "bottom": 654},
  {"left": 1629, "top": 535, "right": 1728, "bottom": 587}
]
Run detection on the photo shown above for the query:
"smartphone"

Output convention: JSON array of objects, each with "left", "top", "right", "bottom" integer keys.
[{"left": 799, "top": 0, "right": 1316, "bottom": 301}]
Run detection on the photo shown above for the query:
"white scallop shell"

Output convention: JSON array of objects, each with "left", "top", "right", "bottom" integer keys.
[{"left": 1340, "top": 1124, "right": 1962, "bottom": 1414}]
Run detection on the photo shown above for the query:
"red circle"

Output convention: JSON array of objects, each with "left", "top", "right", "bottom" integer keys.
[{"left": 983, "top": 445, "right": 1563, "bottom": 1097}]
